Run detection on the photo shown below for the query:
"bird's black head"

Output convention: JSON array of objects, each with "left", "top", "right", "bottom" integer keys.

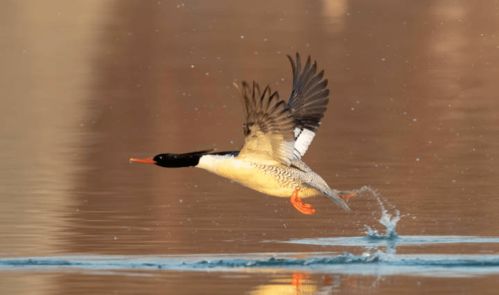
[
  {"left": 130, "top": 150, "right": 212, "bottom": 168},
  {"left": 152, "top": 152, "right": 203, "bottom": 168}
]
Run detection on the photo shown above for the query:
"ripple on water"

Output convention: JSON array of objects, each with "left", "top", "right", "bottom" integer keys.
[
  {"left": 2, "top": 187, "right": 498, "bottom": 278},
  {"left": 1, "top": 253, "right": 499, "bottom": 277}
]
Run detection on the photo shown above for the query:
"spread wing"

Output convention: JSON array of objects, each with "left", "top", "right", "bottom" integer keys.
[
  {"left": 287, "top": 53, "right": 330, "bottom": 159},
  {"left": 237, "top": 81, "right": 296, "bottom": 165},
  {"left": 236, "top": 54, "right": 331, "bottom": 166}
]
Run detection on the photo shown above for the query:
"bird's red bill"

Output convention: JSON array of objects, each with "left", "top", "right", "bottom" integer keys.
[{"left": 129, "top": 157, "right": 155, "bottom": 164}]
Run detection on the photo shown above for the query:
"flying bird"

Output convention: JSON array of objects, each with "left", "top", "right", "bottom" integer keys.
[{"left": 130, "top": 53, "right": 356, "bottom": 215}]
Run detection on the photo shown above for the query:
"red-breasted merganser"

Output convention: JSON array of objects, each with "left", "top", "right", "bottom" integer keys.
[{"left": 130, "top": 53, "right": 356, "bottom": 215}]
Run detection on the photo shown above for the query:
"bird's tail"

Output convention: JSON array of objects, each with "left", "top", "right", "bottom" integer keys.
[
  {"left": 322, "top": 189, "right": 351, "bottom": 212},
  {"left": 303, "top": 175, "right": 352, "bottom": 212}
]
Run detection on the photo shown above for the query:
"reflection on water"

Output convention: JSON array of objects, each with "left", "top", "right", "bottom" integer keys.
[
  {"left": 1, "top": 0, "right": 499, "bottom": 294},
  {"left": 0, "top": 0, "right": 105, "bottom": 256}
]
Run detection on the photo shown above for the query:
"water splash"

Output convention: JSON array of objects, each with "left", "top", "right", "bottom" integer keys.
[
  {"left": 355, "top": 186, "right": 401, "bottom": 240},
  {"left": 287, "top": 186, "right": 499, "bottom": 250},
  {"left": 2, "top": 186, "right": 499, "bottom": 278}
]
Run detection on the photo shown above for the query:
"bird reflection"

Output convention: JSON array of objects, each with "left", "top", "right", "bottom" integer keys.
[{"left": 249, "top": 272, "right": 341, "bottom": 295}]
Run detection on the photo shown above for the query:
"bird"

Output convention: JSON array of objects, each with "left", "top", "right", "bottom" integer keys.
[{"left": 130, "top": 53, "right": 356, "bottom": 215}]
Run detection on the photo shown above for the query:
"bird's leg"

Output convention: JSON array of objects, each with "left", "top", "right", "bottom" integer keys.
[
  {"left": 290, "top": 188, "right": 316, "bottom": 215},
  {"left": 338, "top": 190, "right": 357, "bottom": 202}
]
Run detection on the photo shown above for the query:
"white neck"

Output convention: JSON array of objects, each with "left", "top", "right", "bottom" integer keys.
[{"left": 197, "top": 154, "right": 235, "bottom": 172}]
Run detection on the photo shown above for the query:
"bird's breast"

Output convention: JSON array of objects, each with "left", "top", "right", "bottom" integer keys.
[{"left": 197, "top": 155, "right": 318, "bottom": 198}]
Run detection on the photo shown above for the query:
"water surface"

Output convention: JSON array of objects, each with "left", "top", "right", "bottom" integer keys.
[{"left": 1, "top": 0, "right": 499, "bottom": 294}]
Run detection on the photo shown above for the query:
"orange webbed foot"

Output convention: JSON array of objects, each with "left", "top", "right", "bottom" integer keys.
[
  {"left": 290, "top": 188, "right": 316, "bottom": 215},
  {"left": 338, "top": 190, "right": 357, "bottom": 202}
]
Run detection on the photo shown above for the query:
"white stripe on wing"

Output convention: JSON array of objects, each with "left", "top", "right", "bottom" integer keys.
[{"left": 293, "top": 128, "right": 316, "bottom": 157}]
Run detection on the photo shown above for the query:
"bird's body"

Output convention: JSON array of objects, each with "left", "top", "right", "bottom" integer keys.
[
  {"left": 130, "top": 53, "right": 355, "bottom": 215},
  {"left": 197, "top": 154, "right": 321, "bottom": 198}
]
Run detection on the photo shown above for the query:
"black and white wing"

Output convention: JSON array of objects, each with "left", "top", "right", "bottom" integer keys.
[
  {"left": 287, "top": 53, "right": 330, "bottom": 159},
  {"left": 237, "top": 81, "right": 296, "bottom": 165},
  {"left": 236, "top": 54, "right": 330, "bottom": 166}
]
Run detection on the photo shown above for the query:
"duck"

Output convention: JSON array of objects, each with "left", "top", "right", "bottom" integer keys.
[{"left": 130, "top": 53, "right": 356, "bottom": 215}]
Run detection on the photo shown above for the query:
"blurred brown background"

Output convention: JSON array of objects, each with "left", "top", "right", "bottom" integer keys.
[{"left": 1, "top": 0, "right": 499, "bottom": 294}]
